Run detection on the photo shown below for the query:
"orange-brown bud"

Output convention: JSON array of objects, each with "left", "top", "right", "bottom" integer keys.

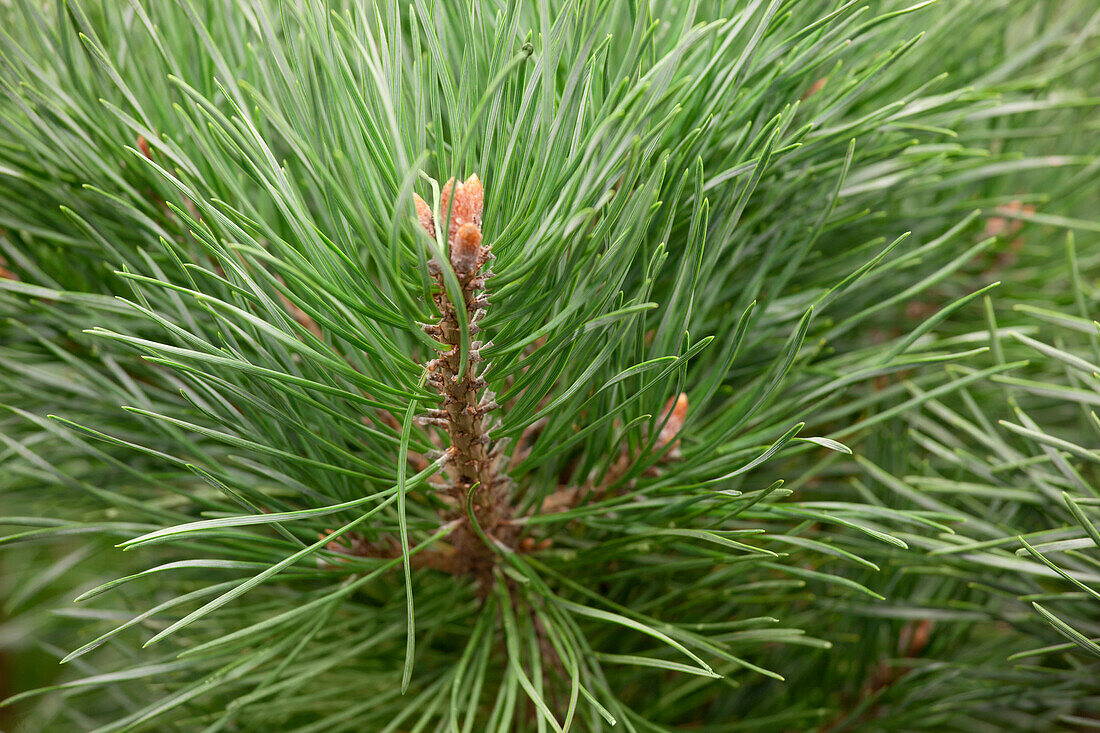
[
  {"left": 451, "top": 223, "right": 483, "bottom": 274},
  {"left": 439, "top": 178, "right": 454, "bottom": 212},
  {"left": 137, "top": 135, "right": 153, "bottom": 160},
  {"left": 413, "top": 193, "right": 435, "bottom": 237},
  {"left": 800, "top": 77, "right": 828, "bottom": 101},
  {"left": 439, "top": 174, "right": 485, "bottom": 242},
  {"left": 0, "top": 255, "right": 16, "bottom": 281},
  {"left": 461, "top": 173, "right": 483, "bottom": 226},
  {"left": 898, "top": 619, "right": 933, "bottom": 657},
  {"left": 657, "top": 393, "right": 689, "bottom": 449}
]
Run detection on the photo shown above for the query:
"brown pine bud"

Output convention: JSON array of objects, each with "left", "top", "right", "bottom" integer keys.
[
  {"left": 0, "top": 255, "right": 16, "bottom": 281},
  {"left": 800, "top": 77, "right": 828, "bottom": 101},
  {"left": 439, "top": 174, "right": 485, "bottom": 242},
  {"left": 413, "top": 193, "right": 435, "bottom": 237},
  {"left": 657, "top": 392, "right": 689, "bottom": 450},
  {"left": 137, "top": 135, "right": 153, "bottom": 160},
  {"left": 461, "top": 173, "right": 483, "bottom": 227},
  {"left": 451, "top": 223, "right": 483, "bottom": 274},
  {"left": 898, "top": 619, "right": 933, "bottom": 657},
  {"left": 438, "top": 178, "right": 455, "bottom": 235}
]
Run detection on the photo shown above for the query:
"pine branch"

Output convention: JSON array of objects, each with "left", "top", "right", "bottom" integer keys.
[
  {"left": 0, "top": 0, "right": 1097, "bottom": 729},
  {"left": 537, "top": 392, "right": 689, "bottom": 515},
  {"left": 413, "top": 175, "right": 514, "bottom": 589}
]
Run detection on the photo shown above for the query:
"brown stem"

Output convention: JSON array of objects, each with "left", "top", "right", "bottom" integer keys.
[
  {"left": 416, "top": 175, "right": 513, "bottom": 591},
  {"left": 319, "top": 530, "right": 459, "bottom": 574},
  {"left": 535, "top": 393, "right": 689, "bottom": 517}
]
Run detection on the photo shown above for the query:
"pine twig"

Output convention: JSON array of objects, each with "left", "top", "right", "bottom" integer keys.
[
  {"left": 414, "top": 175, "right": 513, "bottom": 590},
  {"left": 536, "top": 392, "right": 689, "bottom": 516}
]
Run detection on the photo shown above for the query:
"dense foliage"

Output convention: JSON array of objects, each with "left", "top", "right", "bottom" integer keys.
[{"left": 1, "top": 1, "right": 1098, "bottom": 730}]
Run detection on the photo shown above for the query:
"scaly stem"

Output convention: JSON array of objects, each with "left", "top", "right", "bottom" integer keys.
[{"left": 416, "top": 175, "right": 512, "bottom": 589}]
